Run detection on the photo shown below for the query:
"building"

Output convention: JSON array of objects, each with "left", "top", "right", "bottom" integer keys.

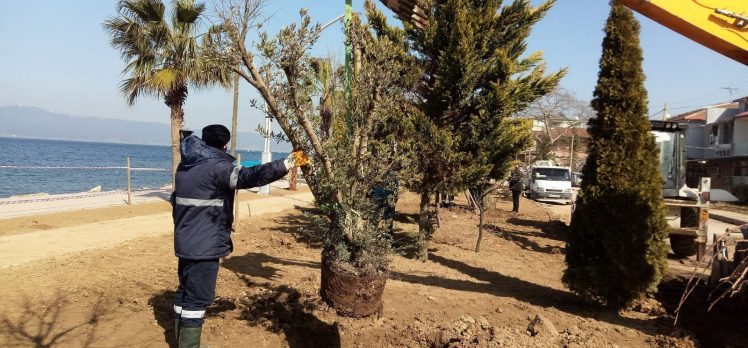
[{"left": 668, "top": 97, "right": 748, "bottom": 190}]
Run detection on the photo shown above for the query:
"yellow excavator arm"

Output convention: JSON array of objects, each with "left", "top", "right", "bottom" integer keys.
[
  {"left": 619, "top": 0, "right": 748, "bottom": 65},
  {"left": 380, "top": 0, "right": 748, "bottom": 65}
]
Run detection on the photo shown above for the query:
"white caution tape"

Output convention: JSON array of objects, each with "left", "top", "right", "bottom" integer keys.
[
  {"left": 0, "top": 188, "right": 171, "bottom": 205},
  {"left": 0, "top": 165, "right": 170, "bottom": 171}
]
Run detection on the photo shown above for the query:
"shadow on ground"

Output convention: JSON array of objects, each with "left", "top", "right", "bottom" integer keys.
[
  {"left": 224, "top": 250, "right": 662, "bottom": 337},
  {"left": 253, "top": 205, "right": 668, "bottom": 337},
  {"left": 393, "top": 212, "right": 419, "bottom": 224},
  {"left": 658, "top": 279, "right": 748, "bottom": 347},
  {"left": 223, "top": 252, "right": 320, "bottom": 280},
  {"left": 395, "top": 251, "right": 664, "bottom": 336},
  {"left": 504, "top": 217, "right": 568, "bottom": 241},
  {"left": 223, "top": 254, "right": 340, "bottom": 348},
  {"left": 144, "top": 191, "right": 170, "bottom": 199},
  {"left": 484, "top": 224, "right": 565, "bottom": 254},
  {"left": 0, "top": 294, "right": 107, "bottom": 348},
  {"left": 267, "top": 208, "right": 327, "bottom": 248}
]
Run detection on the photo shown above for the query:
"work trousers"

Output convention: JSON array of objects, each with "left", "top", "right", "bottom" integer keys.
[
  {"left": 511, "top": 190, "right": 521, "bottom": 212},
  {"left": 173, "top": 258, "right": 220, "bottom": 327}
]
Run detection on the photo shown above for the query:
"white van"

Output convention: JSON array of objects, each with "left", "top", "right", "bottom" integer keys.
[{"left": 526, "top": 166, "right": 573, "bottom": 204}]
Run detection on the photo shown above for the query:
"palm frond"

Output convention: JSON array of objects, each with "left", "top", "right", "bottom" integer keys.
[
  {"left": 106, "top": 0, "right": 224, "bottom": 105},
  {"left": 173, "top": 0, "right": 205, "bottom": 25},
  {"left": 118, "top": 0, "right": 165, "bottom": 22},
  {"left": 120, "top": 76, "right": 156, "bottom": 105},
  {"left": 151, "top": 68, "right": 180, "bottom": 91}
]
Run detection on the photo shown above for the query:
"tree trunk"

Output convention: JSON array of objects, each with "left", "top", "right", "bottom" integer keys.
[
  {"left": 418, "top": 190, "right": 431, "bottom": 261},
  {"left": 169, "top": 104, "right": 184, "bottom": 190},
  {"left": 475, "top": 205, "right": 485, "bottom": 252},
  {"left": 289, "top": 167, "right": 298, "bottom": 191},
  {"left": 435, "top": 191, "right": 441, "bottom": 228}
]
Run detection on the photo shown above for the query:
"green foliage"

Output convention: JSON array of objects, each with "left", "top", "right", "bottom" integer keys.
[
  {"left": 535, "top": 136, "right": 554, "bottom": 161},
  {"left": 316, "top": 11, "right": 417, "bottom": 272},
  {"left": 210, "top": 1, "right": 417, "bottom": 273},
  {"left": 374, "top": 0, "right": 565, "bottom": 252},
  {"left": 563, "top": 1, "right": 669, "bottom": 308}
]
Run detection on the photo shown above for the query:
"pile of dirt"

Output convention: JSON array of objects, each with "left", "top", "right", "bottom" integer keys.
[{"left": 395, "top": 314, "right": 632, "bottom": 348}]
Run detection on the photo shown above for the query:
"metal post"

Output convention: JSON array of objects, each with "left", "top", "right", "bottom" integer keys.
[
  {"left": 233, "top": 154, "right": 241, "bottom": 232},
  {"left": 344, "top": 0, "right": 353, "bottom": 134},
  {"left": 569, "top": 129, "right": 575, "bottom": 170},
  {"left": 127, "top": 157, "right": 132, "bottom": 205},
  {"left": 259, "top": 115, "right": 272, "bottom": 195}
]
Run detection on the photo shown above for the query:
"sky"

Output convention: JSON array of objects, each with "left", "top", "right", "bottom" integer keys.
[{"left": 1, "top": 0, "right": 747, "bottom": 136}]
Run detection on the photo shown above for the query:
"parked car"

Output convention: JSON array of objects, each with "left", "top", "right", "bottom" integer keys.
[{"left": 525, "top": 166, "right": 573, "bottom": 204}]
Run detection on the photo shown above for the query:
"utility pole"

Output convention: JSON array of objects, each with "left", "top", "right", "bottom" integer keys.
[
  {"left": 230, "top": 74, "right": 239, "bottom": 156},
  {"left": 259, "top": 113, "right": 272, "bottom": 195},
  {"left": 569, "top": 129, "right": 575, "bottom": 170},
  {"left": 662, "top": 102, "right": 668, "bottom": 121},
  {"left": 344, "top": 0, "right": 352, "bottom": 133}
]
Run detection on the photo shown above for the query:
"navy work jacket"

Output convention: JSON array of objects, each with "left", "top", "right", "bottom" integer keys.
[{"left": 171, "top": 136, "right": 288, "bottom": 260}]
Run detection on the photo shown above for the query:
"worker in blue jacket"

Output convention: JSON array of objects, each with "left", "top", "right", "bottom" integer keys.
[{"left": 171, "top": 125, "right": 306, "bottom": 348}]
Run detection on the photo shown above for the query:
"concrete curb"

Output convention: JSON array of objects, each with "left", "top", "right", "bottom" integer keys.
[{"left": 709, "top": 213, "right": 747, "bottom": 226}]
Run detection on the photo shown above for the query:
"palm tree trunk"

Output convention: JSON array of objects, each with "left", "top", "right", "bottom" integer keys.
[{"left": 169, "top": 104, "right": 184, "bottom": 190}]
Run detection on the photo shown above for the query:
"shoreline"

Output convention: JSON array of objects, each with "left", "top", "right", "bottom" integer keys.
[{"left": 0, "top": 180, "right": 300, "bottom": 220}]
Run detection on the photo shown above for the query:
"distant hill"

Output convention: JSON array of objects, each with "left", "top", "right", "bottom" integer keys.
[{"left": 0, "top": 105, "right": 290, "bottom": 151}]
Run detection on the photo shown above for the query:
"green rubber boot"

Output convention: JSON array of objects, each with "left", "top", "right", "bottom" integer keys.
[{"left": 178, "top": 326, "right": 203, "bottom": 348}]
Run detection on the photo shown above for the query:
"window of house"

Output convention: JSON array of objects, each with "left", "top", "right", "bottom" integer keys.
[
  {"left": 710, "top": 124, "right": 719, "bottom": 145},
  {"left": 720, "top": 121, "right": 734, "bottom": 144},
  {"left": 736, "top": 160, "right": 748, "bottom": 176}
]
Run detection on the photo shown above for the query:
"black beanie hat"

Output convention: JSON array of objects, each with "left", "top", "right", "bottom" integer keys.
[{"left": 202, "top": 125, "right": 231, "bottom": 149}]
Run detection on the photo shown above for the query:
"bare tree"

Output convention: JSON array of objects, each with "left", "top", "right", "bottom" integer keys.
[{"left": 519, "top": 88, "right": 592, "bottom": 163}]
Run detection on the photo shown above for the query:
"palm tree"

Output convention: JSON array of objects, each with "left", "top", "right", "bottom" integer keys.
[{"left": 104, "top": 0, "right": 229, "bottom": 188}]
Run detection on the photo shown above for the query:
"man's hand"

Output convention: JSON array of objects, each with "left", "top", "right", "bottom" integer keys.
[{"left": 284, "top": 150, "right": 310, "bottom": 169}]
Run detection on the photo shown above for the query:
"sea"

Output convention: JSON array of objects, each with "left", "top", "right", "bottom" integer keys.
[{"left": 0, "top": 137, "right": 286, "bottom": 198}]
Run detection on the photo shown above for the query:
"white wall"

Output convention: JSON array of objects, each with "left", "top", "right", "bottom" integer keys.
[
  {"left": 706, "top": 107, "right": 737, "bottom": 124},
  {"left": 734, "top": 118, "right": 748, "bottom": 156}
]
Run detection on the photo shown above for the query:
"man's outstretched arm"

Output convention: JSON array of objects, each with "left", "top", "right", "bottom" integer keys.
[
  {"left": 224, "top": 151, "right": 309, "bottom": 190},
  {"left": 229, "top": 160, "right": 288, "bottom": 190}
]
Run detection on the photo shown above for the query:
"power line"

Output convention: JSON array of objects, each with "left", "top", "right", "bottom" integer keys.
[{"left": 663, "top": 79, "right": 748, "bottom": 107}]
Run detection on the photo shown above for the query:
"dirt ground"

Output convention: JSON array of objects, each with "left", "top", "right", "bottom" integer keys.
[
  {"left": 0, "top": 189, "right": 304, "bottom": 237},
  {"left": 0, "top": 190, "right": 733, "bottom": 347}
]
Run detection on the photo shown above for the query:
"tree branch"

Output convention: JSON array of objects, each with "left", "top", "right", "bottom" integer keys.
[
  {"left": 348, "top": 85, "right": 381, "bottom": 198},
  {"left": 283, "top": 67, "right": 341, "bottom": 203}
]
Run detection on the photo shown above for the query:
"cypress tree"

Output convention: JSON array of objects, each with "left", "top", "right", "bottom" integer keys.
[
  {"left": 562, "top": 1, "right": 669, "bottom": 307},
  {"left": 372, "top": 0, "right": 565, "bottom": 259}
]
